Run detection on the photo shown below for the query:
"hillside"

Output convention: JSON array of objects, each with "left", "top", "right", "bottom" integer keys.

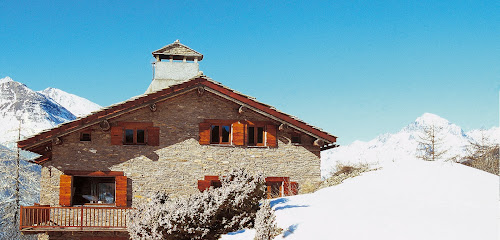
[{"left": 222, "top": 159, "right": 499, "bottom": 240}]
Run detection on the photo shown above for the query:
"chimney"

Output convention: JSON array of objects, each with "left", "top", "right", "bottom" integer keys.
[{"left": 146, "top": 40, "right": 203, "bottom": 93}]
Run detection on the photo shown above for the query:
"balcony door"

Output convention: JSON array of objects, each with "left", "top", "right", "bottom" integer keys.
[{"left": 72, "top": 176, "right": 115, "bottom": 205}]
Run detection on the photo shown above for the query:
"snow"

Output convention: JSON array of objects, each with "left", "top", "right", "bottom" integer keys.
[
  {"left": 320, "top": 113, "right": 490, "bottom": 179},
  {"left": 0, "top": 77, "right": 100, "bottom": 144},
  {"left": 222, "top": 113, "right": 499, "bottom": 240},
  {"left": 0, "top": 76, "right": 14, "bottom": 83},
  {"left": 222, "top": 159, "right": 499, "bottom": 240},
  {"left": 38, "top": 87, "right": 101, "bottom": 117}
]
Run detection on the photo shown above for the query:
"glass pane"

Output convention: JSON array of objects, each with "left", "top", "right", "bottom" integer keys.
[
  {"left": 137, "top": 129, "right": 145, "bottom": 143},
  {"left": 98, "top": 182, "right": 115, "bottom": 204},
  {"left": 257, "top": 127, "right": 264, "bottom": 144},
  {"left": 221, "top": 125, "right": 230, "bottom": 143},
  {"left": 125, "top": 129, "right": 134, "bottom": 143},
  {"left": 211, "top": 125, "right": 220, "bottom": 143},
  {"left": 248, "top": 127, "right": 255, "bottom": 144}
]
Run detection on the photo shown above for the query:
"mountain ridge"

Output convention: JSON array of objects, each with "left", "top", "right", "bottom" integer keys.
[
  {"left": 321, "top": 112, "right": 499, "bottom": 178},
  {"left": 0, "top": 76, "right": 100, "bottom": 145}
]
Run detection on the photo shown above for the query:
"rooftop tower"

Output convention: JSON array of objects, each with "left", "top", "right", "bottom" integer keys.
[{"left": 146, "top": 40, "right": 203, "bottom": 93}]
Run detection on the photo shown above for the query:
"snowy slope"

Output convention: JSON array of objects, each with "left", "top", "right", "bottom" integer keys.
[
  {"left": 38, "top": 87, "right": 101, "bottom": 117},
  {"left": 0, "top": 77, "right": 76, "bottom": 144},
  {"left": 0, "top": 76, "right": 100, "bottom": 145},
  {"left": 222, "top": 159, "right": 499, "bottom": 240},
  {"left": 320, "top": 113, "right": 497, "bottom": 178}
]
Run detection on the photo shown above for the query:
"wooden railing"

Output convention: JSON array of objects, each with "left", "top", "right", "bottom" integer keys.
[{"left": 20, "top": 205, "right": 132, "bottom": 231}]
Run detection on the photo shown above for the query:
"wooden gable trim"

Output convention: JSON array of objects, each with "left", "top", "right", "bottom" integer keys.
[
  {"left": 19, "top": 76, "right": 337, "bottom": 152},
  {"left": 200, "top": 81, "right": 337, "bottom": 143},
  {"left": 18, "top": 79, "right": 205, "bottom": 151}
]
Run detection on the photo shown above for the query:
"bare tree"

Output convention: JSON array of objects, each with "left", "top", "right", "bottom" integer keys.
[
  {"left": 462, "top": 130, "right": 499, "bottom": 175},
  {"left": 416, "top": 125, "right": 448, "bottom": 161},
  {"left": 0, "top": 124, "right": 40, "bottom": 240}
]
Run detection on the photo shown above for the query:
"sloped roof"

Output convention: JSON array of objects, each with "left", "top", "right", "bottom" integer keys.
[
  {"left": 152, "top": 40, "right": 203, "bottom": 61},
  {"left": 18, "top": 76, "right": 337, "bottom": 154}
]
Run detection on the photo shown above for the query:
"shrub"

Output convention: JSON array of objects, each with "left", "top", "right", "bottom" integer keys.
[
  {"left": 319, "top": 163, "right": 375, "bottom": 189},
  {"left": 128, "top": 169, "right": 266, "bottom": 240},
  {"left": 254, "top": 200, "right": 280, "bottom": 240},
  {"left": 298, "top": 180, "right": 320, "bottom": 194},
  {"left": 462, "top": 145, "right": 499, "bottom": 175}
]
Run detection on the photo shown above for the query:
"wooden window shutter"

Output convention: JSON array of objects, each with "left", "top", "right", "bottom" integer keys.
[
  {"left": 232, "top": 121, "right": 245, "bottom": 146},
  {"left": 110, "top": 126, "right": 124, "bottom": 145},
  {"left": 59, "top": 175, "right": 72, "bottom": 207},
  {"left": 147, "top": 127, "right": 160, "bottom": 146},
  {"left": 199, "top": 122, "right": 211, "bottom": 145},
  {"left": 115, "top": 176, "right": 128, "bottom": 207},
  {"left": 266, "top": 124, "right": 277, "bottom": 147}
]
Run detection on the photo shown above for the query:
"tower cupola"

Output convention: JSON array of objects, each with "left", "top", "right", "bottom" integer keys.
[{"left": 146, "top": 40, "right": 203, "bottom": 93}]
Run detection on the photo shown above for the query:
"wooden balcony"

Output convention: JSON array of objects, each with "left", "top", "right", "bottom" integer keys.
[{"left": 20, "top": 205, "right": 132, "bottom": 233}]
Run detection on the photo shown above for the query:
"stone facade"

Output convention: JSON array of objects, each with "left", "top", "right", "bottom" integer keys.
[{"left": 39, "top": 90, "right": 321, "bottom": 207}]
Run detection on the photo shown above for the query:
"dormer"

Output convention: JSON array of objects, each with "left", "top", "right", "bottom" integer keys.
[{"left": 146, "top": 40, "right": 204, "bottom": 94}]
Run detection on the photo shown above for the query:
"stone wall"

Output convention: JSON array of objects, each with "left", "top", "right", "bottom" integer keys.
[{"left": 40, "top": 90, "right": 321, "bottom": 206}]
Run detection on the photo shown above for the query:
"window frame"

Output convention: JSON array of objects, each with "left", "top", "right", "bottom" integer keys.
[
  {"left": 80, "top": 131, "right": 92, "bottom": 142},
  {"left": 247, "top": 125, "right": 266, "bottom": 146},
  {"left": 210, "top": 124, "right": 231, "bottom": 144},
  {"left": 123, "top": 128, "right": 147, "bottom": 145},
  {"left": 62, "top": 171, "right": 125, "bottom": 207}
]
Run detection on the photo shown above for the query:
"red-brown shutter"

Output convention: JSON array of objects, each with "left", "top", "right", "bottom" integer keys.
[
  {"left": 290, "top": 182, "right": 299, "bottom": 195},
  {"left": 115, "top": 176, "right": 128, "bottom": 207},
  {"left": 59, "top": 175, "right": 72, "bottom": 206},
  {"left": 199, "top": 122, "right": 211, "bottom": 145},
  {"left": 147, "top": 127, "right": 160, "bottom": 146},
  {"left": 110, "top": 126, "right": 124, "bottom": 145},
  {"left": 232, "top": 121, "right": 245, "bottom": 146},
  {"left": 266, "top": 124, "right": 277, "bottom": 147}
]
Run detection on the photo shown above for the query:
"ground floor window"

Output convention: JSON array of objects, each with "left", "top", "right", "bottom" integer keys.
[{"left": 72, "top": 177, "right": 115, "bottom": 205}]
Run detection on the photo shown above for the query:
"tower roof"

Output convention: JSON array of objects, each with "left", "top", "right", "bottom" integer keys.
[{"left": 152, "top": 40, "right": 203, "bottom": 61}]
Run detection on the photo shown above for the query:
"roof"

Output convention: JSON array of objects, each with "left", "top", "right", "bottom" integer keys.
[
  {"left": 152, "top": 40, "right": 203, "bottom": 61},
  {"left": 18, "top": 75, "right": 338, "bottom": 157}
]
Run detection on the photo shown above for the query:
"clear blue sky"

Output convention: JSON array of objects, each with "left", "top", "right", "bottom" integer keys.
[{"left": 1, "top": 1, "right": 498, "bottom": 144}]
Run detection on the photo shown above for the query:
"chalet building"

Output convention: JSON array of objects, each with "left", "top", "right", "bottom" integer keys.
[{"left": 17, "top": 40, "right": 338, "bottom": 240}]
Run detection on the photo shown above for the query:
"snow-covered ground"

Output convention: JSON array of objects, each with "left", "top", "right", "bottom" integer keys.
[{"left": 222, "top": 158, "right": 499, "bottom": 240}]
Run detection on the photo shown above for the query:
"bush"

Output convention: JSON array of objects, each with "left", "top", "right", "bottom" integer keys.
[
  {"left": 319, "top": 163, "right": 375, "bottom": 189},
  {"left": 128, "top": 169, "right": 266, "bottom": 240},
  {"left": 462, "top": 145, "right": 499, "bottom": 175},
  {"left": 254, "top": 200, "right": 280, "bottom": 240},
  {"left": 298, "top": 180, "right": 320, "bottom": 194}
]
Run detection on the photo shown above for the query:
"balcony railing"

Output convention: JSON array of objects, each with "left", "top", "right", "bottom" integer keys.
[{"left": 20, "top": 205, "right": 132, "bottom": 232}]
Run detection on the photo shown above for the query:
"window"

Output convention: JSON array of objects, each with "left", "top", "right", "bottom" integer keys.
[
  {"left": 59, "top": 172, "right": 128, "bottom": 207},
  {"left": 72, "top": 176, "right": 115, "bottom": 205},
  {"left": 124, "top": 128, "right": 146, "bottom": 145},
  {"left": 198, "top": 176, "right": 222, "bottom": 192},
  {"left": 80, "top": 132, "right": 91, "bottom": 141},
  {"left": 291, "top": 133, "right": 301, "bottom": 144},
  {"left": 248, "top": 126, "right": 265, "bottom": 146},
  {"left": 265, "top": 177, "right": 299, "bottom": 199},
  {"left": 210, "top": 125, "right": 231, "bottom": 144},
  {"left": 111, "top": 122, "right": 160, "bottom": 146}
]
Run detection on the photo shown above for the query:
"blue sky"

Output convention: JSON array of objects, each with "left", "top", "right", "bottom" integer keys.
[{"left": 0, "top": 1, "right": 498, "bottom": 144}]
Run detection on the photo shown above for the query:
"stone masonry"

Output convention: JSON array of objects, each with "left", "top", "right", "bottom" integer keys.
[{"left": 39, "top": 90, "right": 321, "bottom": 207}]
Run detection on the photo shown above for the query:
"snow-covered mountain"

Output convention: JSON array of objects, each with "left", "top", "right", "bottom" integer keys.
[
  {"left": 0, "top": 76, "right": 101, "bottom": 145},
  {"left": 321, "top": 113, "right": 499, "bottom": 178},
  {"left": 38, "top": 87, "right": 101, "bottom": 117}
]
